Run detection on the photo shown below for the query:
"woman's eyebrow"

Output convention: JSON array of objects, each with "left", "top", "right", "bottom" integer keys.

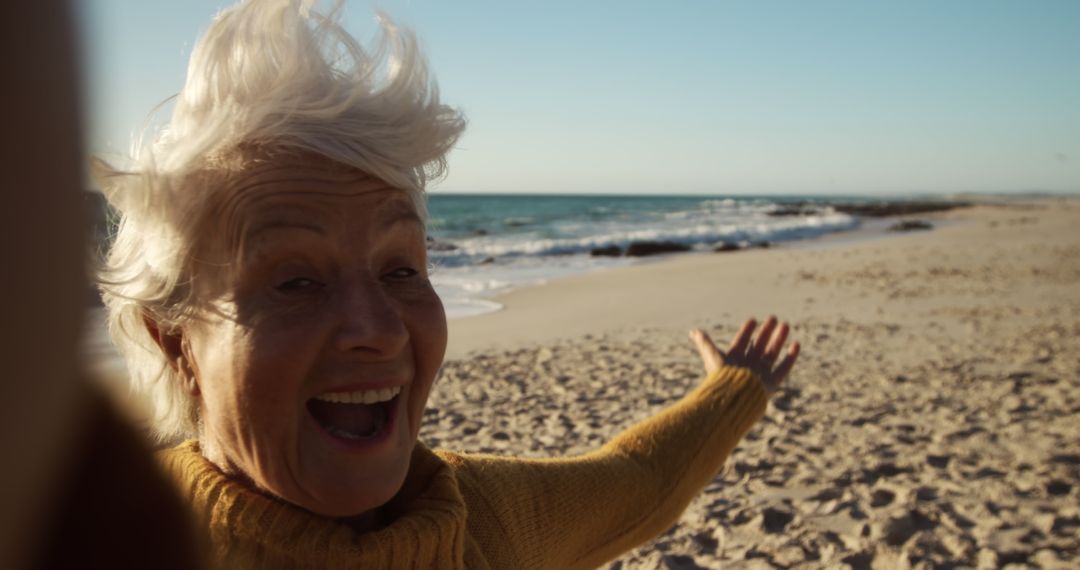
[
  {"left": 237, "top": 219, "right": 328, "bottom": 256},
  {"left": 376, "top": 203, "right": 424, "bottom": 231}
]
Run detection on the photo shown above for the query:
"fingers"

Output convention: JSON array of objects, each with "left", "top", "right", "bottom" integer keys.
[
  {"left": 771, "top": 341, "right": 801, "bottom": 385},
  {"left": 699, "top": 317, "right": 799, "bottom": 392},
  {"left": 726, "top": 319, "right": 757, "bottom": 356},
  {"left": 745, "top": 316, "right": 778, "bottom": 361},
  {"left": 761, "top": 321, "right": 790, "bottom": 366},
  {"left": 689, "top": 328, "right": 724, "bottom": 373}
]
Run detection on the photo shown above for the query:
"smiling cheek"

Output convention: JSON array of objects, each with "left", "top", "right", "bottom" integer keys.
[
  {"left": 204, "top": 317, "right": 316, "bottom": 499},
  {"left": 404, "top": 289, "right": 447, "bottom": 439}
]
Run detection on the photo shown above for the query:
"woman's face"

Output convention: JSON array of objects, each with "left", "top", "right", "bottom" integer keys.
[{"left": 178, "top": 164, "right": 446, "bottom": 518}]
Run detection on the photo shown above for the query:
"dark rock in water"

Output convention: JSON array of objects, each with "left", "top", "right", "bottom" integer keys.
[
  {"left": 425, "top": 236, "right": 458, "bottom": 251},
  {"left": 768, "top": 204, "right": 820, "bottom": 217},
  {"left": 752, "top": 241, "right": 772, "bottom": 249},
  {"left": 888, "top": 220, "right": 933, "bottom": 232},
  {"left": 833, "top": 201, "right": 970, "bottom": 218},
  {"left": 478, "top": 257, "right": 496, "bottom": 265},
  {"left": 625, "top": 241, "right": 691, "bottom": 257},
  {"left": 713, "top": 242, "right": 740, "bottom": 253},
  {"left": 471, "top": 228, "right": 489, "bottom": 237},
  {"left": 590, "top": 245, "right": 623, "bottom": 257}
]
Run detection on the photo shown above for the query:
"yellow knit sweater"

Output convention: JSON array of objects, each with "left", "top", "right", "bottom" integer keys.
[{"left": 158, "top": 366, "right": 767, "bottom": 569}]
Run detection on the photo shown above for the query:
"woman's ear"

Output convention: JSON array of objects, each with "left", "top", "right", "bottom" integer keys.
[
  {"left": 178, "top": 337, "right": 201, "bottom": 397},
  {"left": 143, "top": 315, "right": 201, "bottom": 396}
]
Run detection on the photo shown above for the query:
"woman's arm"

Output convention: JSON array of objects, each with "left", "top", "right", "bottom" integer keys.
[{"left": 443, "top": 318, "right": 799, "bottom": 569}]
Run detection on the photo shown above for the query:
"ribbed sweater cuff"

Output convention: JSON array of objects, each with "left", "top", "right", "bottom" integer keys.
[{"left": 689, "top": 365, "right": 769, "bottom": 441}]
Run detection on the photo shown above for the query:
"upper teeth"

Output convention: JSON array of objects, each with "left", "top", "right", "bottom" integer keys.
[{"left": 314, "top": 386, "right": 401, "bottom": 405}]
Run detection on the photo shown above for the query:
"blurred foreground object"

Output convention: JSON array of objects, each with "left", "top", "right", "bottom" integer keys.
[{"left": 0, "top": 2, "right": 205, "bottom": 568}]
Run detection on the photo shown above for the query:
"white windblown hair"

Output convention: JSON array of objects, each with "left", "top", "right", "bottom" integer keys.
[{"left": 96, "top": 0, "right": 465, "bottom": 442}]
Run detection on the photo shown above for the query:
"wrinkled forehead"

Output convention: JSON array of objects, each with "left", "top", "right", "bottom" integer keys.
[{"left": 204, "top": 161, "right": 424, "bottom": 255}]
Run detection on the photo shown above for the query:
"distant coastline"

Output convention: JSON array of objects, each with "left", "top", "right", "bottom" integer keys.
[{"left": 421, "top": 194, "right": 971, "bottom": 318}]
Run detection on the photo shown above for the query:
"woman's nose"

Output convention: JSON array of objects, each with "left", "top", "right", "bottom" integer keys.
[{"left": 333, "top": 278, "right": 409, "bottom": 356}]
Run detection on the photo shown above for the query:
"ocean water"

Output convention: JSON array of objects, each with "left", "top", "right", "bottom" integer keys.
[{"left": 426, "top": 194, "right": 860, "bottom": 318}]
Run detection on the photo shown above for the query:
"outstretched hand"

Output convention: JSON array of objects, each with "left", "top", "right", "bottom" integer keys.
[{"left": 690, "top": 317, "right": 800, "bottom": 394}]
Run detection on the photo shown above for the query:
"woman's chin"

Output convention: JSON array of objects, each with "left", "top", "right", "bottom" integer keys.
[{"left": 294, "top": 397, "right": 416, "bottom": 518}]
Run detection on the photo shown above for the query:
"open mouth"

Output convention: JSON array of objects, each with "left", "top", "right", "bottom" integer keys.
[{"left": 307, "top": 386, "right": 401, "bottom": 442}]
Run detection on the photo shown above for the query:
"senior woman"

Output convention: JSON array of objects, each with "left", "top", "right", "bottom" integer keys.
[{"left": 97, "top": 1, "right": 799, "bottom": 568}]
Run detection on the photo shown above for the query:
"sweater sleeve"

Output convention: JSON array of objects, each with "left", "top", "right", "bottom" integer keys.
[{"left": 441, "top": 365, "right": 768, "bottom": 569}]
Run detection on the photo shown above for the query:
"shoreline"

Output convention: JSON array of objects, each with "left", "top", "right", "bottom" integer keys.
[
  {"left": 423, "top": 195, "right": 972, "bottom": 320},
  {"left": 444, "top": 200, "right": 980, "bottom": 359},
  {"left": 438, "top": 198, "right": 970, "bottom": 322}
]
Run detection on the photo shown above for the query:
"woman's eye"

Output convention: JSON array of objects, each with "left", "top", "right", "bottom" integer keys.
[
  {"left": 385, "top": 267, "right": 419, "bottom": 280},
  {"left": 275, "top": 277, "right": 322, "bottom": 292}
]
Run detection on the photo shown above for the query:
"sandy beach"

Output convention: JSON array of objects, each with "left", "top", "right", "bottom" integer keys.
[
  {"left": 82, "top": 197, "right": 1079, "bottom": 568},
  {"left": 428, "top": 197, "right": 1080, "bottom": 569}
]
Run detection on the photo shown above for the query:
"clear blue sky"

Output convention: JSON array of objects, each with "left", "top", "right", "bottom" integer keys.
[{"left": 78, "top": 0, "right": 1080, "bottom": 195}]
